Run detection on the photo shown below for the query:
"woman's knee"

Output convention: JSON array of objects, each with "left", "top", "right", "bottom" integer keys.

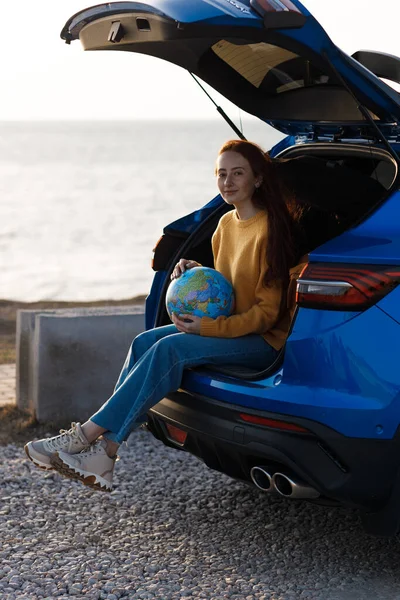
[
  {"left": 154, "top": 332, "right": 190, "bottom": 362},
  {"left": 130, "top": 327, "right": 183, "bottom": 366},
  {"left": 131, "top": 329, "right": 158, "bottom": 358}
]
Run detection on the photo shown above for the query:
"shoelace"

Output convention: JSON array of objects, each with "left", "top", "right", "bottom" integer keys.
[
  {"left": 79, "top": 441, "right": 105, "bottom": 456},
  {"left": 46, "top": 422, "right": 80, "bottom": 452},
  {"left": 78, "top": 441, "right": 119, "bottom": 461}
]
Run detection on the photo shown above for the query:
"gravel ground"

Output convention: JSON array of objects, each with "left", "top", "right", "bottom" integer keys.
[{"left": 2, "top": 430, "right": 400, "bottom": 600}]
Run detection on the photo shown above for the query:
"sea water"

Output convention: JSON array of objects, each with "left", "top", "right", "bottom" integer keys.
[{"left": 0, "top": 120, "right": 283, "bottom": 301}]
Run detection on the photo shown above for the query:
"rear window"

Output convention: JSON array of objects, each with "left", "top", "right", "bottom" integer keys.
[{"left": 211, "top": 40, "right": 331, "bottom": 95}]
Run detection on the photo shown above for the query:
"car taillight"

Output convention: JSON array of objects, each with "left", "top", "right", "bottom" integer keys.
[
  {"left": 165, "top": 423, "right": 188, "bottom": 445},
  {"left": 151, "top": 236, "right": 163, "bottom": 270},
  {"left": 296, "top": 263, "right": 400, "bottom": 311},
  {"left": 239, "top": 413, "right": 310, "bottom": 433}
]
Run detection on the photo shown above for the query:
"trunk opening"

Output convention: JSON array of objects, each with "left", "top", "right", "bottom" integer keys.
[{"left": 153, "top": 142, "right": 397, "bottom": 379}]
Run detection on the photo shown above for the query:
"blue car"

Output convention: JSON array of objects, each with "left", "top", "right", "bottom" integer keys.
[{"left": 62, "top": 0, "right": 400, "bottom": 535}]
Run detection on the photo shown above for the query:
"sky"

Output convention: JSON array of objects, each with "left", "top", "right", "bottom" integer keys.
[{"left": 1, "top": 0, "right": 400, "bottom": 120}]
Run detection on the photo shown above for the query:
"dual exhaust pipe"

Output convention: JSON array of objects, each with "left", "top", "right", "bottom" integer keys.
[{"left": 250, "top": 465, "right": 320, "bottom": 499}]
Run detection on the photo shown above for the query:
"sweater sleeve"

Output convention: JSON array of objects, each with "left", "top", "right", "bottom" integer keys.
[{"left": 200, "top": 237, "right": 283, "bottom": 338}]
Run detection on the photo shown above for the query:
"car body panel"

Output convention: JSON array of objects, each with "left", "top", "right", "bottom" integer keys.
[
  {"left": 145, "top": 271, "right": 167, "bottom": 330},
  {"left": 310, "top": 189, "right": 400, "bottom": 265},
  {"left": 180, "top": 304, "right": 400, "bottom": 439},
  {"left": 376, "top": 285, "right": 400, "bottom": 325}
]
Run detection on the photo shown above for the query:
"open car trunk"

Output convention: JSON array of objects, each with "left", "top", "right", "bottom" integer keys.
[
  {"left": 152, "top": 142, "right": 397, "bottom": 378},
  {"left": 61, "top": 1, "right": 400, "bottom": 380},
  {"left": 61, "top": 1, "right": 400, "bottom": 136}
]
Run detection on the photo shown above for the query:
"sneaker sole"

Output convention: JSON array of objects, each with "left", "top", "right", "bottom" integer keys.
[
  {"left": 24, "top": 443, "right": 53, "bottom": 470},
  {"left": 50, "top": 453, "right": 112, "bottom": 492}
]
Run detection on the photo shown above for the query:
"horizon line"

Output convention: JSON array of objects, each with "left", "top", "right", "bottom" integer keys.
[{"left": 0, "top": 116, "right": 260, "bottom": 123}]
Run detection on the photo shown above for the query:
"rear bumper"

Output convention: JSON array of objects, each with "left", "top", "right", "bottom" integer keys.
[{"left": 147, "top": 390, "right": 400, "bottom": 511}]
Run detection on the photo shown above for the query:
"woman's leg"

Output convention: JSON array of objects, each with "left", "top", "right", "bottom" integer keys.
[
  {"left": 24, "top": 325, "right": 179, "bottom": 470},
  {"left": 31, "top": 332, "right": 277, "bottom": 491},
  {"left": 113, "top": 324, "right": 179, "bottom": 392},
  {"left": 79, "top": 324, "right": 180, "bottom": 447},
  {"left": 89, "top": 332, "right": 277, "bottom": 445}
]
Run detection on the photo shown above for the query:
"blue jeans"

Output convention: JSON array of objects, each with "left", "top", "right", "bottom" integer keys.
[{"left": 90, "top": 324, "right": 278, "bottom": 444}]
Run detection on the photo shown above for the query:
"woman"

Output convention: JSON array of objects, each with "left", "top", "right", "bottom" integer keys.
[{"left": 24, "top": 140, "right": 300, "bottom": 492}]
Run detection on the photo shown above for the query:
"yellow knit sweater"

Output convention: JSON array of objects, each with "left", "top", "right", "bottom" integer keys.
[{"left": 199, "top": 209, "right": 291, "bottom": 350}]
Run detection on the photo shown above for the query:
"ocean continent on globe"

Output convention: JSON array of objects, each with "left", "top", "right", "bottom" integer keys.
[{"left": 166, "top": 266, "right": 235, "bottom": 320}]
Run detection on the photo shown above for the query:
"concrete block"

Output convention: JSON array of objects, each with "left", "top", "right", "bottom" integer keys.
[
  {"left": 17, "top": 310, "right": 39, "bottom": 411},
  {"left": 16, "top": 309, "right": 59, "bottom": 411},
  {"left": 16, "top": 307, "right": 145, "bottom": 423}
]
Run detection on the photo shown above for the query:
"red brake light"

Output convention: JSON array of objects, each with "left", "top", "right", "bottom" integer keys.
[
  {"left": 239, "top": 413, "right": 309, "bottom": 433},
  {"left": 165, "top": 423, "right": 188, "bottom": 445},
  {"left": 296, "top": 263, "right": 400, "bottom": 311}
]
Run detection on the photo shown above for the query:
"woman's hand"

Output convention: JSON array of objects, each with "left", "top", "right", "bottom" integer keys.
[
  {"left": 171, "top": 313, "right": 202, "bottom": 335},
  {"left": 170, "top": 259, "right": 201, "bottom": 280}
]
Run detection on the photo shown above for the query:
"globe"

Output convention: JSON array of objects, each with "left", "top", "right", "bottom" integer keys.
[{"left": 166, "top": 266, "right": 235, "bottom": 321}]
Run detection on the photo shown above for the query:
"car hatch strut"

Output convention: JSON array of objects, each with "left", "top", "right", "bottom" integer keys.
[
  {"left": 322, "top": 51, "right": 400, "bottom": 168},
  {"left": 189, "top": 72, "right": 247, "bottom": 141}
]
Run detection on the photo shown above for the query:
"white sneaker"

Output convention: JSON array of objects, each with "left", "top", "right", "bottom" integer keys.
[
  {"left": 24, "top": 422, "right": 90, "bottom": 470},
  {"left": 51, "top": 439, "right": 116, "bottom": 492}
]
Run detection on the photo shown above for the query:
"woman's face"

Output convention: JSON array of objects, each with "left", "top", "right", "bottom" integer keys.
[{"left": 216, "top": 151, "right": 260, "bottom": 208}]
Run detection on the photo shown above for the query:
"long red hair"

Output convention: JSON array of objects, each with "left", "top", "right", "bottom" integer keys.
[{"left": 217, "top": 140, "right": 300, "bottom": 287}]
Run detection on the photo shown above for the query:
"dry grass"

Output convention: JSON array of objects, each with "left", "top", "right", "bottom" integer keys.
[
  {"left": 0, "top": 334, "right": 15, "bottom": 364},
  {"left": 0, "top": 403, "right": 60, "bottom": 446}
]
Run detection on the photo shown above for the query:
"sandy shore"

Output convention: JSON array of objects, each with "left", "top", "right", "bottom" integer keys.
[{"left": 0, "top": 296, "right": 146, "bottom": 366}]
